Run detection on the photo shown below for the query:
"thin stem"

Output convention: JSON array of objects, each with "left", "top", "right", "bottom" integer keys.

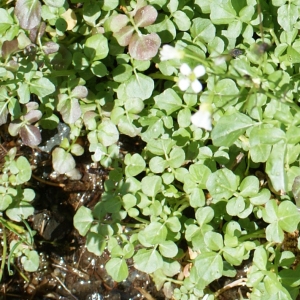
[
  {"left": 0, "top": 224, "right": 7, "bottom": 282},
  {"left": 238, "top": 229, "right": 265, "bottom": 242},
  {"left": 11, "top": 263, "right": 29, "bottom": 282},
  {"left": 130, "top": 216, "right": 150, "bottom": 224},
  {"left": 148, "top": 73, "right": 178, "bottom": 82}
]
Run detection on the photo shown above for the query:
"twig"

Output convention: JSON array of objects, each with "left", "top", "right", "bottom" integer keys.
[{"left": 214, "top": 278, "right": 247, "bottom": 298}]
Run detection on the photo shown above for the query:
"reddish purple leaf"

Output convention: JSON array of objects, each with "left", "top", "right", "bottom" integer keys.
[
  {"left": 15, "top": 0, "right": 42, "bottom": 30},
  {"left": 2, "top": 39, "right": 18, "bottom": 59},
  {"left": 110, "top": 14, "right": 129, "bottom": 32},
  {"left": 23, "top": 109, "right": 42, "bottom": 123},
  {"left": 129, "top": 33, "right": 161, "bottom": 60},
  {"left": 134, "top": 5, "right": 158, "bottom": 27},
  {"left": 20, "top": 124, "right": 42, "bottom": 146},
  {"left": 71, "top": 86, "right": 88, "bottom": 99},
  {"left": 113, "top": 26, "right": 134, "bottom": 47},
  {"left": 42, "top": 41, "right": 59, "bottom": 54}
]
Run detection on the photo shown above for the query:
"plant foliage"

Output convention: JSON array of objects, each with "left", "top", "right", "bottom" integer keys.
[{"left": 1, "top": 0, "right": 300, "bottom": 298}]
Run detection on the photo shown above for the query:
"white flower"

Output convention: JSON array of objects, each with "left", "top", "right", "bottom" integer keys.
[
  {"left": 178, "top": 63, "right": 206, "bottom": 93},
  {"left": 202, "top": 295, "right": 209, "bottom": 300},
  {"left": 160, "top": 45, "right": 184, "bottom": 61},
  {"left": 191, "top": 103, "right": 212, "bottom": 131}
]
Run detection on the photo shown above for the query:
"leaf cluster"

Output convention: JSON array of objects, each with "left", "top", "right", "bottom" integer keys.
[{"left": 1, "top": 0, "right": 300, "bottom": 299}]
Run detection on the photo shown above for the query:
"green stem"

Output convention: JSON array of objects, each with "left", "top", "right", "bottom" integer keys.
[
  {"left": 130, "top": 216, "right": 150, "bottom": 224},
  {"left": 177, "top": 203, "right": 190, "bottom": 213},
  {"left": 0, "top": 224, "right": 7, "bottom": 283},
  {"left": 48, "top": 70, "right": 76, "bottom": 77},
  {"left": 238, "top": 229, "right": 265, "bottom": 242},
  {"left": 148, "top": 73, "right": 178, "bottom": 82},
  {"left": 166, "top": 278, "right": 184, "bottom": 285}
]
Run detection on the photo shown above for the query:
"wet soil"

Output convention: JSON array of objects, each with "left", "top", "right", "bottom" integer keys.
[
  {"left": 0, "top": 132, "right": 270, "bottom": 300},
  {"left": 0, "top": 134, "right": 166, "bottom": 300}
]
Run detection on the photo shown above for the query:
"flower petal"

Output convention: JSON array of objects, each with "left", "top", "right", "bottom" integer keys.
[
  {"left": 180, "top": 63, "right": 192, "bottom": 76},
  {"left": 191, "top": 80, "right": 202, "bottom": 93},
  {"left": 178, "top": 78, "right": 190, "bottom": 91},
  {"left": 191, "top": 110, "right": 212, "bottom": 131},
  {"left": 193, "top": 65, "right": 206, "bottom": 77},
  {"left": 160, "top": 45, "right": 183, "bottom": 61}
]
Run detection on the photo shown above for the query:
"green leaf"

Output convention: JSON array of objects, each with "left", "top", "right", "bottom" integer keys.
[
  {"left": 125, "top": 153, "right": 146, "bottom": 177},
  {"left": 30, "top": 78, "right": 55, "bottom": 98},
  {"left": 6, "top": 201, "right": 34, "bottom": 222},
  {"left": 278, "top": 201, "right": 300, "bottom": 233},
  {"left": 189, "top": 188, "right": 205, "bottom": 208},
  {"left": 149, "top": 156, "right": 167, "bottom": 173},
  {"left": 223, "top": 246, "right": 245, "bottom": 266},
  {"left": 0, "top": 194, "right": 12, "bottom": 211},
  {"left": 97, "top": 119, "right": 119, "bottom": 146},
  {"left": 266, "top": 222, "right": 284, "bottom": 243},
  {"left": 204, "top": 231, "right": 223, "bottom": 251},
  {"left": 253, "top": 246, "right": 268, "bottom": 270},
  {"left": 250, "top": 127, "right": 285, "bottom": 145},
  {"left": 189, "top": 164, "right": 211, "bottom": 189},
  {"left": 287, "top": 46, "right": 300, "bottom": 64},
  {"left": 191, "top": 18, "right": 216, "bottom": 43},
  {"left": 280, "top": 265, "right": 300, "bottom": 288},
  {"left": 52, "top": 147, "right": 76, "bottom": 174},
  {"left": 195, "top": 207, "right": 214, "bottom": 226},
  {"left": 44, "top": 0, "right": 65, "bottom": 7},
  {"left": 146, "top": 138, "right": 175, "bottom": 155},
  {"left": 277, "top": 4, "right": 298, "bottom": 32},
  {"left": 112, "top": 64, "right": 132, "bottom": 82},
  {"left": 101, "top": 0, "right": 118, "bottom": 11},
  {"left": 154, "top": 88, "right": 182, "bottom": 115},
  {"left": 173, "top": 10, "right": 191, "bottom": 31},
  {"left": 0, "top": 8, "right": 14, "bottom": 33},
  {"left": 250, "top": 189, "right": 270, "bottom": 205},
  {"left": 125, "top": 74, "right": 154, "bottom": 100},
  {"left": 16, "top": 156, "right": 31, "bottom": 183},
  {"left": 159, "top": 240, "right": 178, "bottom": 258},
  {"left": 106, "top": 258, "right": 128, "bottom": 282},
  {"left": 249, "top": 127, "right": 285, "bottom": 163},
  {"left": 118, "top": 116, "right": 142, "bottom": 137},
  {"left": 210, "top": 0, "right": 236, "bottom": 24},
  {"left": 212, "top": 79, "right": 239, "bottom": 108},
  {"left": 211, "top": 111, "right": 253, "bottom": 147},
  {"left": 134, "top": 248, "right": 163, "bottom": 273},
  {"left": 265, "top": 141, "right": 287, "bottom": 194},
  {"left": 206, "top": 169, "right": 239, "bottom": 200},
  {"left": 83, "top": 0, "right": 101, "bottom": 26},
  {"left": 86, "top": 232, "right": 106, "bottom": 256},
  {"left": 141, "top": 175, "right": 162, "bottom": 197},
  {"left": 226, "top": 196, "right": 245, "bottom": 216},
  {"left": 239, "top": 176, "right": 260, "bottom": 197},
  {"left": 147, "top": 14, "right": 176, "bottom": 43},
  {"left": 17, "top": 83, "right": 30, "bottom": 104},
  {"left": 15, "top": 0, "right": 41, "bottom": 30},
  {"left": 262, "top": 199, "right": 278, "bottom": 224},
  {"left": 177, "top": 107, "right": 191, "bottom": 128},
  {"left": 73, "top": 206, "right": 93, "bottom": 236},
  {"left": 194, "top": 252, "right": 223, "bottom": 288},
  {"left": 21, "top": 250, "right": 39, "bottom": 272},
  {"left": 168, "top": 147, "right": 185, "bottom": 168},
  {"left": 165, "top": 216, "right": 181, "bottom": 232},
  {"left": 84, "top": 34, "right": 109, "bottom": 61}
]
